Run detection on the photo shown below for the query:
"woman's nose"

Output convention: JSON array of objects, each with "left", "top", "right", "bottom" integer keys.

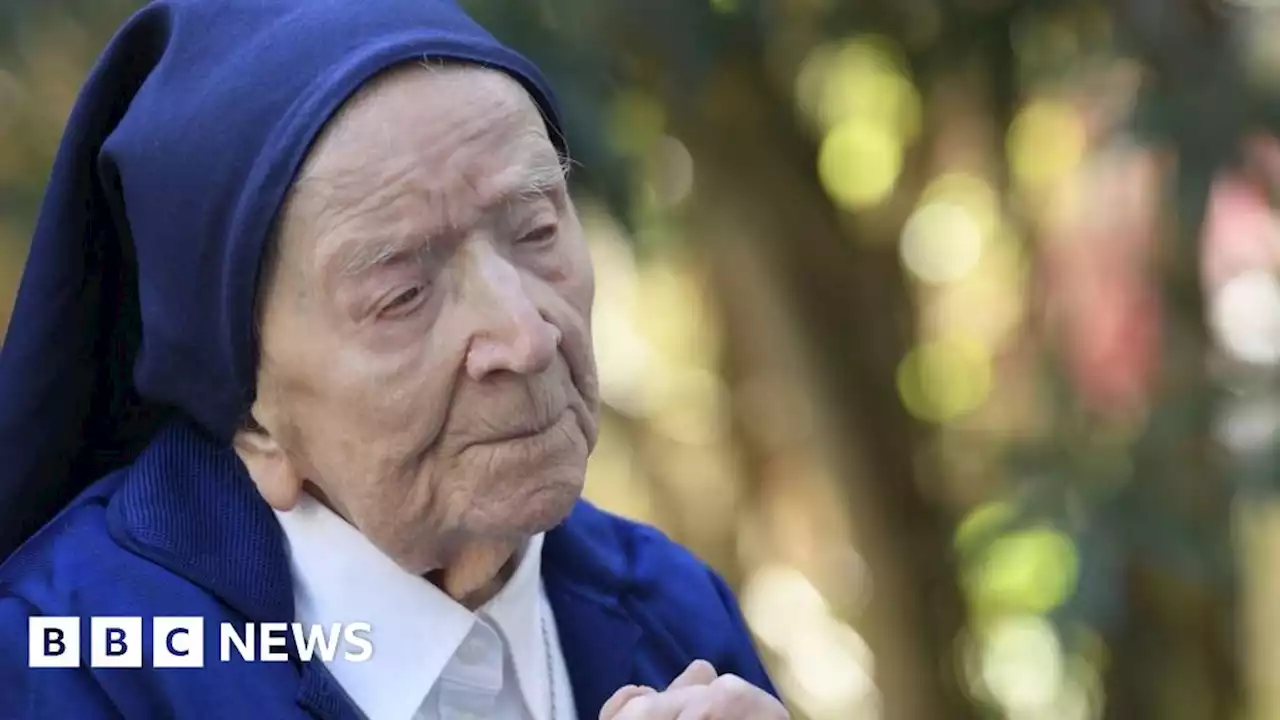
[{"left": 461, "top": 246, "right": 561, "bottom": 381}]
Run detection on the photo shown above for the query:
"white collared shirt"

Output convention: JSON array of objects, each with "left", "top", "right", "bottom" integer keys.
[{"left": 274, "top": 494, "right": 578, "bottom": 720}]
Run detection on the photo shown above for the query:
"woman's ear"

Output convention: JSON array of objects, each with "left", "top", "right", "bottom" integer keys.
[{"left": 232, "top": 414, "right": 303, "bottom": 511}]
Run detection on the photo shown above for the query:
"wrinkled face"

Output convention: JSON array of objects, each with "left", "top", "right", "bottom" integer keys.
[{"left": 238, "top": 64, "right": 598, "bottom": 574}]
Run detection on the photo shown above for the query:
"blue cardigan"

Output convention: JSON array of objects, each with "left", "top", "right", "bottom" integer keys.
[{"left": 0, "top": 423, "right": 777, "bottom": 718}]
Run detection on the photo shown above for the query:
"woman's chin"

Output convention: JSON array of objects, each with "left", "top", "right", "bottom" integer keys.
[{"left": 493, "top": 473, "right": 584, "bottom": 537}]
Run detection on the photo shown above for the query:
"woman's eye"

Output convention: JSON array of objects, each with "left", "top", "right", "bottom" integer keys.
[
  {"left": 382, "top": 286, "right": 423, "bottom": 314},
  {"left": 518, "top": 224, "right": 558, "bottom": 246}
]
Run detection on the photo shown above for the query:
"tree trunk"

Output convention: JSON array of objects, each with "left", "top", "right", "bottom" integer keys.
[{"left": 664, "top": 51, "right": 980, "bottom": 720}]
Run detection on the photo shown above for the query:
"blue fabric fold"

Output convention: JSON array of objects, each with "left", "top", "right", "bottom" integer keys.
[{"left": 0, "top": 0, "right": 565, "bottom": 559}]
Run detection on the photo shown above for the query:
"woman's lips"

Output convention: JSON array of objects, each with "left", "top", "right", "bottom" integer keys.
[{"left": 461, "top": 408, "right": 571, "bottom": 449}]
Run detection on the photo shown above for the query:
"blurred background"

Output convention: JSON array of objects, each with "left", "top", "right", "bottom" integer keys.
[{"left": 6, "top": 0, "right": 1280, "bottom": 718}]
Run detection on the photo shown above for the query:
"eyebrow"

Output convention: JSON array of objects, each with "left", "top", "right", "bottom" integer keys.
[
  {"left": 328, "top": 153, "right": 569, "bottom": 280},
  {"left": 499, "top": 148, "right": 570, "bottom": 205}
]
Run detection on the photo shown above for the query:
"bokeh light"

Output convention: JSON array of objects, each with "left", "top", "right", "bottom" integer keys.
[
  {"left": 1210, "top": 270, "right": 1280, "bottom": 366},
  {"left": 896, "top": 336, "right": 994, "bottom": 423},
  {"left": 796, "top": 36, "right": 921, "bottom": 142},
  {"left": 646, "top": 135, "right": 695, "bottom": 208},
  {"left": 1008, "top": 98, "right": 1086, "bottom": 193},
  {"left": 585, "top": 211, "right": 653, "bottom": 415},
  {"left": 802, "top": 35, "right": 920, "bottom": 212},
  {"left": 742, "top": 566, "right": 879, "bottom": 720},
  {"left": 901, "top": 201, "right": 984, "bottom": 285},
  {"left": 966, "top": 527, "right": 1079, "bottom": 615},
  {"left": 818, "top": 119, "right": 902, "bottom": 210},
  {"left": 922, "top": 222, "right": 1029, "bottom": 351},
  {"left": 976, "top": 616, "right": 1071, "bottom": 717}
]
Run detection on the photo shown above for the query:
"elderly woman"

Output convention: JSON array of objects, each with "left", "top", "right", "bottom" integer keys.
[{"left": 0, "top": 1, "right": 787, "bottom": 718}]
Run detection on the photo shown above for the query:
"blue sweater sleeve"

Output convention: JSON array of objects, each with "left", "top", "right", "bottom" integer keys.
[{"left": 0, "top": 595, "right": 122, "bottom": 718}]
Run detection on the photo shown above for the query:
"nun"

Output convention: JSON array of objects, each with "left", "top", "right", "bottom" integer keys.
[{"left": 0, "top": 0, "right": 787, "bottom": 718}]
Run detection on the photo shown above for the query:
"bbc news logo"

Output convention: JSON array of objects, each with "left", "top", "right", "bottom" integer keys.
[{"left": 29, "top": 617, "right": 373, "bottom": 668}]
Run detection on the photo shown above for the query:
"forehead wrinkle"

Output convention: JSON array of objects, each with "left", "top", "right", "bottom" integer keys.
[
  {"left": 320, "top": 188, "right": 447, "bottom": 281},
  {"left": 283, "top": 65, "right": 568, "bottom": 286},
  {"left": 294, "top": 168, "right": 420, "bottom": 285},
  {"left": 289, "top": 116, "right": 425, "bottom": 287},
  {"left": 321, "top": 152, "right": 562, "bottom": 283}
]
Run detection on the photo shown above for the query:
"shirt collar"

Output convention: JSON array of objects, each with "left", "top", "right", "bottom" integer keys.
[
  {"left": 484, "top": 529, "right": 552, "bottom": 720},
  {"left": 274, "top": 493, "right": 552, "bottom": 720}
]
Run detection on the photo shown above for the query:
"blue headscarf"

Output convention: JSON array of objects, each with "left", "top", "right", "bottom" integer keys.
[{"left": 0, "top": 0, "right": 565, "bottom": 558}]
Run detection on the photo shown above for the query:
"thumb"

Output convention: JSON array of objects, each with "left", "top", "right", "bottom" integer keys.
[{"left": 667, "top": 659, "right": 718, "bottom": 691}]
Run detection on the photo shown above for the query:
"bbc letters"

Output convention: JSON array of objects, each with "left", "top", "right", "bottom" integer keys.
[{"left": 28, "top": 617, "right": 373, "bottom": 668}]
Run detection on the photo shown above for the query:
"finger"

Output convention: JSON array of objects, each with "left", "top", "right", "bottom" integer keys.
[
  {"left": 600, "top": 685, "right": 656, "bottom": 720},
  {"left": 706, "top": 674, "right": 790, "bottom": 719},
  {"left": 667, "top": 659, "right": 718, "bottom": 691},
  {"left": 611, "top": 687, "right": 709, "bottom": 720},
  {"left": 673, "top": 694, "right": 718, "bottom": 720}
]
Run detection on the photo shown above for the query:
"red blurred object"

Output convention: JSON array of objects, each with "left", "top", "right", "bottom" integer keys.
[
  {"left": 1040, "top": 149, "right": 1163, "bottom": 420},
  {"left": 1201, "top": 135, "right": 1280, "bottom": 292},
  {"left": 1042, "top": 134, "right": 1280, "bottom": 417}
]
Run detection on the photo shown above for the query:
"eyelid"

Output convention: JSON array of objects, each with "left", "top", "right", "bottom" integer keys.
[
  {"left": 514, "top": 206, "right": 559, "bottom": 239},
  {"left": 375, "top": 284, "right": 426, "bottom": 319},
  {"left": 518, "top": 221, "right": 558, "bottom": 243}
]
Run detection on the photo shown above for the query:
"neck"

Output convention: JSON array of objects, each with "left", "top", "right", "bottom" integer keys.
[
  {"left": 427, "top": 538, "right": 523, "bottom": 610},
  {"left": 305, "top": 485, "right": 523, "bottom": 610}
]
